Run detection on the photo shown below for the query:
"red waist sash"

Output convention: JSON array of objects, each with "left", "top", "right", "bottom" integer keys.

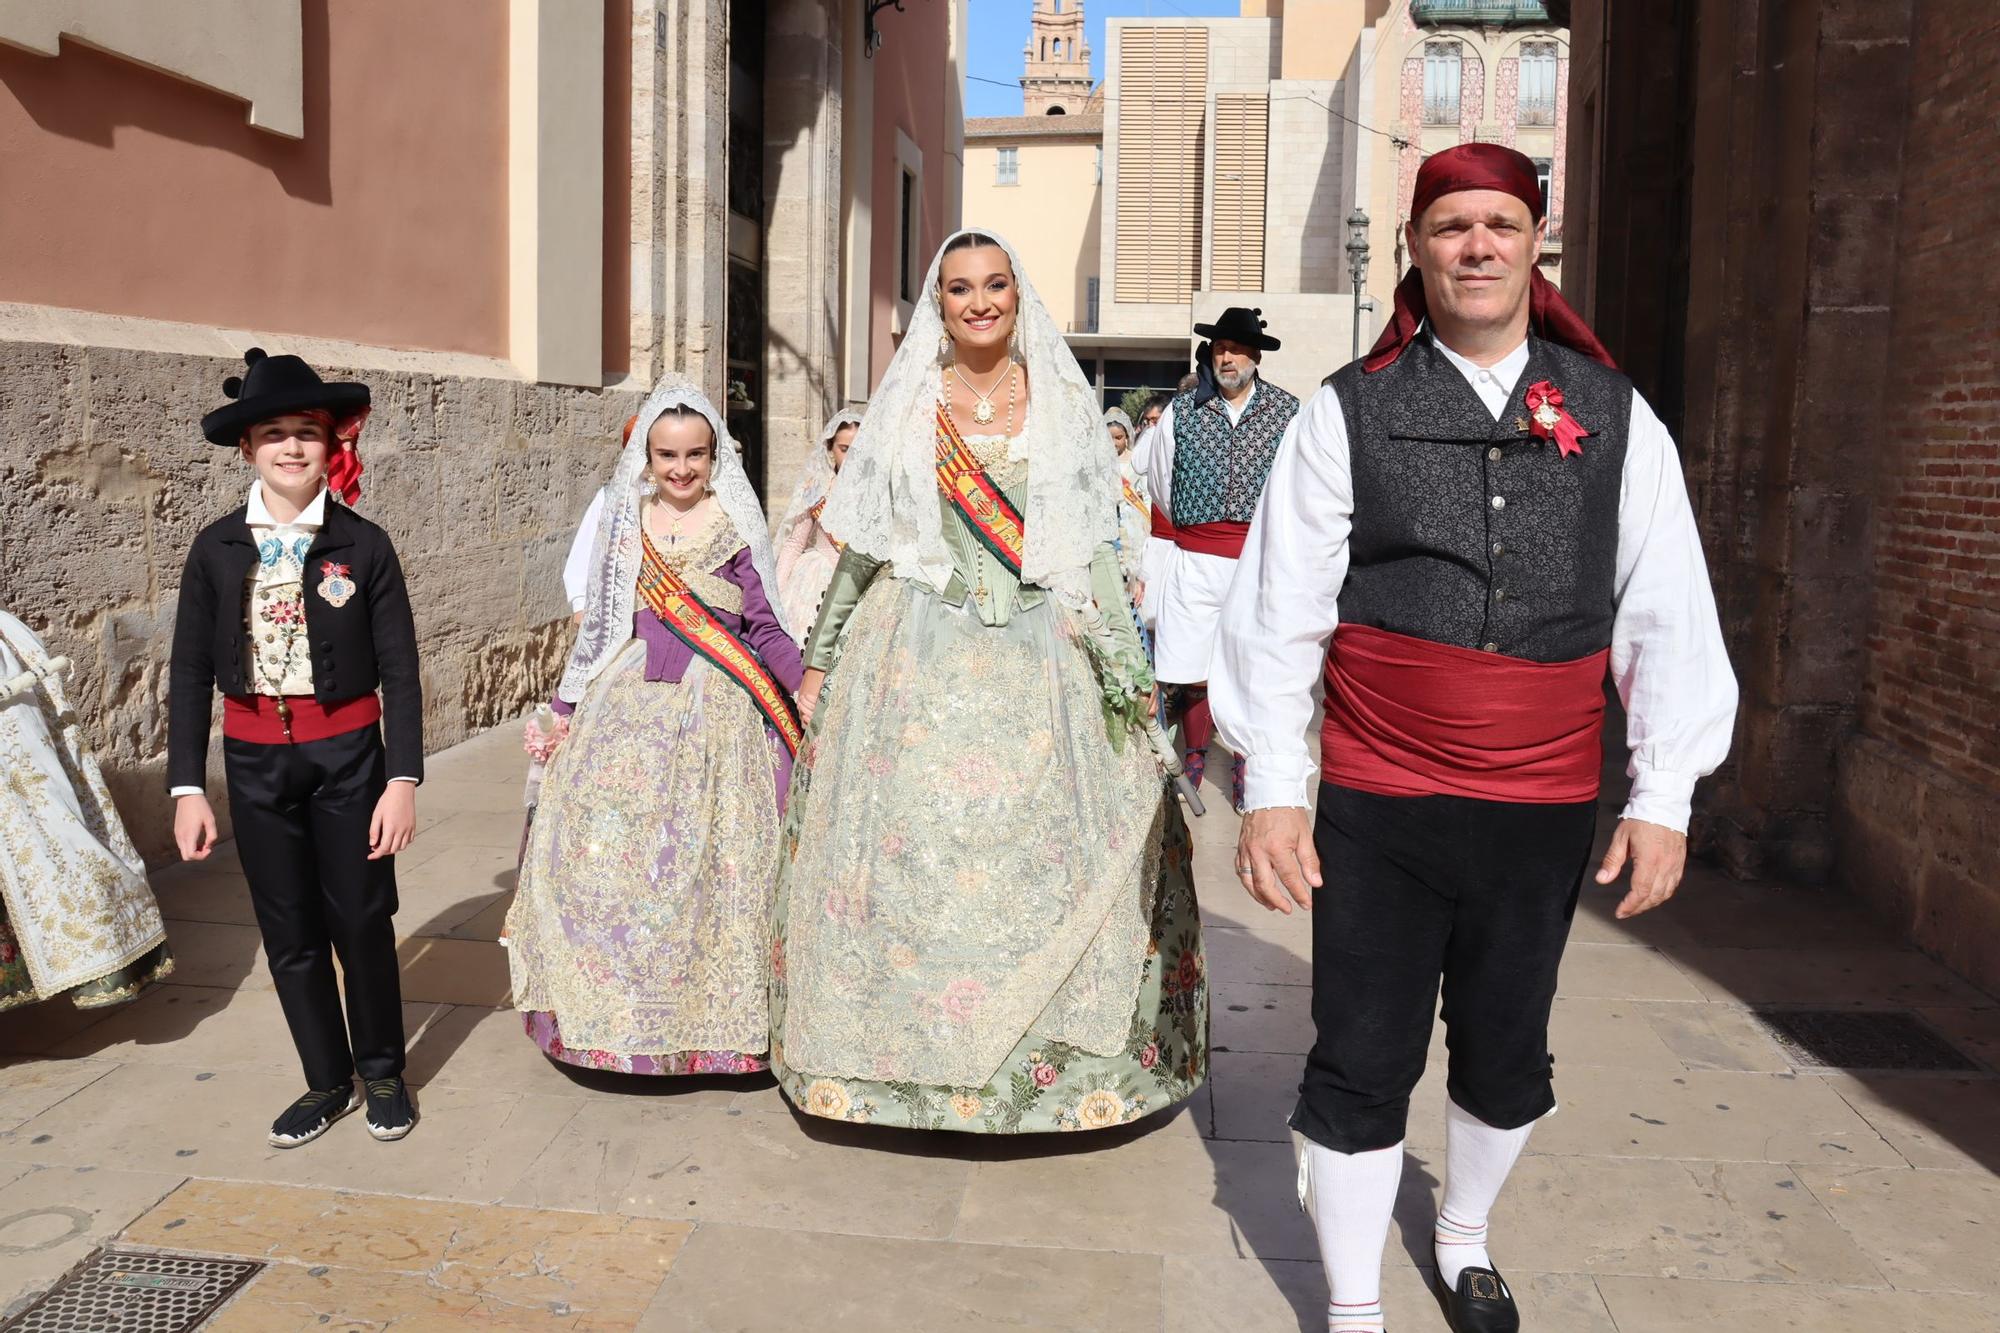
[
  {"left": 1320, "top": 624, "right": 1608, "bottom": 803},
  {"left": 1174, "top": 520, "right": 1250, "bottom": 559},
  {"left": 224, "top": 693, "right": 382, "bottom": 745},
  {"left": 1149, "top": 508, "right": 1179, "bottom": 542}
]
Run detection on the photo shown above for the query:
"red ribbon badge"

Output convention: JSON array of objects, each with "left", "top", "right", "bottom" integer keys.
[{"left": 1524, "top": 380, "right": 1588, "bottom": 459}]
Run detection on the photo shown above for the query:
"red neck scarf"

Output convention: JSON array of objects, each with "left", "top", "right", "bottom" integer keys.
[{"left": 1365, "top": 143, "right": 1615, "bottom": 374}]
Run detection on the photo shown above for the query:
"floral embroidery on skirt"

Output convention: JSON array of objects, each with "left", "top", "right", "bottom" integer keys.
[{"left": 507, "top": 641, "right": 788, "bottom": 1073}]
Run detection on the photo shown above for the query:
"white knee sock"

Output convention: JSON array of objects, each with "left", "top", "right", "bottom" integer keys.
[
  {"left": 1295, "top": 1131, "right": 1403, "bottom": 1333},
  {"left": 1434, "top": 1099, "right": 1534, "bottom": 1289}
]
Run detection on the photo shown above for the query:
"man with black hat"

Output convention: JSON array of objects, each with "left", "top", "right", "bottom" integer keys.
[
  {"left": 1212, "top": 145, "right": 1737, "bottom": 1332},
  {"left": 1146, "top": 308, "right": 1298, "bottom": 808},
  {"left": 170, "top": 349, "right": 424, "bottom": 1148}
]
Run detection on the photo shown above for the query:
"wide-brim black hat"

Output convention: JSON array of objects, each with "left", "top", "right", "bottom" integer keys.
[
  {"left": 200, "top": 347, "right": 370, "bottom": 446},
  {"left": 1192, "top": 306, "right": 1281, "bottom": 352}
]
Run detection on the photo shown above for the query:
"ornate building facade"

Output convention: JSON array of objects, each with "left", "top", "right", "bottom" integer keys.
[{"left": 0, "top": 0, "right": 965, "bottom": 860}]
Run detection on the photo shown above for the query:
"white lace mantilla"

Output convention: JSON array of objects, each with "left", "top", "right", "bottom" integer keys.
[{"left": 820, "top": 229, "right": 1120, "bottom": 611}]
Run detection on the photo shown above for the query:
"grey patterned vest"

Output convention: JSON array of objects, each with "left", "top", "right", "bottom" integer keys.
[
  {"left": 1326, "top": 335, "right": 1633, "bottom": 663},
  {"left": 1168, "top": 379, "right": 1302, "bottom": 527}
]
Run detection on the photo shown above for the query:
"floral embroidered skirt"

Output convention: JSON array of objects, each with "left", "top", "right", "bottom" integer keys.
[
  {"left": 507, "top": 641, "right": 789, "bottom": 1075},
  {"left": 0, "top": 902, "right": 172, "bottom": 1013},
  {"left": 770, "top": 578, "right": 1208, "bottom": 1132}
]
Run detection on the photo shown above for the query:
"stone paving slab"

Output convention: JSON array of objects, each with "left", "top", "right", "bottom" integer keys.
[
  {"left": 0, "top": 719, "right": 1995, "bottom": 1331},
  {"left": 119, "top": 1178, "right": 688, "bottom": 1330},
  {"left": 0, "top": 1163, "right": 186, "bottom": 1313},
  {"left": 638, "top": 1223, "right": 1164, "bottom": 1332}
]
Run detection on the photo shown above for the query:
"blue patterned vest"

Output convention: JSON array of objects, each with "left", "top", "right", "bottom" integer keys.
[
  {"left": 1325, "top": 335, "right": 1634, "bottom": 662},
  {"left": 1168, "top": 379, "right": 1302, "bottom": 526}
]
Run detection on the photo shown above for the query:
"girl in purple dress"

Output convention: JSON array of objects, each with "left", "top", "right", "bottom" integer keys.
[{"left": 506, "top": 376, "right": 802, "bottom": 1075}]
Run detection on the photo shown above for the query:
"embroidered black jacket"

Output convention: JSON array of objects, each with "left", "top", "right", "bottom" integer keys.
[{"left": 168, "top": 501, "right": 424, "bottom": 789}]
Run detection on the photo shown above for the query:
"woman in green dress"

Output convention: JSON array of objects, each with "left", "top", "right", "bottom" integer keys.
[{"left": 769, "top": 230, "right": 1208, "bottom": 1133}]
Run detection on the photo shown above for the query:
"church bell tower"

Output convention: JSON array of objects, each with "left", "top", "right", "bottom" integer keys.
[{"left": 1022, "top": 0, "right": 1093, "bottom": 116}]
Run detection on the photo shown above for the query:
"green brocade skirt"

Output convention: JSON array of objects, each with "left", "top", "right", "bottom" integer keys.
[{"left": 770, "top": 579, "right": 1208, "bottom": 1134}]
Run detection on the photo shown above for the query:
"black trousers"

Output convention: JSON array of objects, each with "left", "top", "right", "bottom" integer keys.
[
  {"left": 1291, "top": 781, "right": 1597, "bottom": 1154},
  {"left": 226, "top": 724, "right": 406, "bottom": 1088}
]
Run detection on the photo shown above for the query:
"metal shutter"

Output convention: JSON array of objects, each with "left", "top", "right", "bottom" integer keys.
[
  {"left": 1209, "top": 92, "right": 1268, "bottom": 291},
  {"left": 1114, "top": 27, "right": 1210, "bottom": 304}
]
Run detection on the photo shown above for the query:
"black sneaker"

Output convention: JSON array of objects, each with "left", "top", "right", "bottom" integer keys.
[
  {"left": 363, "top": 1077, "right": 417, "bottom": 1141},
  {"left": 268, "top": 1084, "right": 360, "bottom": 1148}
]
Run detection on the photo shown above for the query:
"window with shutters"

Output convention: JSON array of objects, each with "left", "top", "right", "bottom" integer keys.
[
  {"left": 1423, "top": 41, "right": 1462, "bottom": 125},
  {"left": 1518, "top": 41, "right": 1557, "bottom": 125},
  {"left": 1532, "top": 156, "right": 1553, "bottom": 212},
  {"left": 996, "top": 146, "right": 1019, "bottom": 185},
  {"left": 1113, "top": 27, "right": 1210, "bottom": 305},
  {"left": 1210, "top": 93, "right": 1268, "bottom": 291}
]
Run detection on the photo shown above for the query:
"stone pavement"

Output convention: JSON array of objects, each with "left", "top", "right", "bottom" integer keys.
[{"left": 2, "top": 722, "right": 1998, "bottom": 1331}]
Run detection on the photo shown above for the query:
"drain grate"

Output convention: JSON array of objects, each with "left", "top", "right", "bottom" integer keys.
[
  {"left": 1754, "top": 1008, "right": 1984, "bottom": 1073},
  {"left": 0, "top": 1248, "right": 263, "bottom": 1333}
]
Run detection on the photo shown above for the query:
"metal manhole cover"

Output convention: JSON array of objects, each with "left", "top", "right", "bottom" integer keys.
[
  {"left": 0, "top": 1248, "right": 263, "bottom": 1333},
  {"left": 1754, "top": 1008, "right": 1984, "bottom": 1073}
]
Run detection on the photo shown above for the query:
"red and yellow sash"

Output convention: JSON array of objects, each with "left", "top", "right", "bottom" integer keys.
[
  {"left": 935, "top": 405, "right": 1027, "bottom": 575},
  {"left": 637, "top": 533, "right": 804, "bottom": 755},
  {"left": 1120, "top": 474, "right": 1148, "bottom": 517},
  {"left": 806, "top": 495, "right": 844, "bottom": 551}
]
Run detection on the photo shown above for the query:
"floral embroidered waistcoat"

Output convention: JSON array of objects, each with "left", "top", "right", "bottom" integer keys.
[{"left": 1167, "top": 379, "right": 1301, "bottom": 527}]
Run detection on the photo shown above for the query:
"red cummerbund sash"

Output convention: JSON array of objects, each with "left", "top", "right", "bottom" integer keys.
[
  {"left": 1174, "top": 520, "right": 1251, "bottom": 559},
  {"left": 1150, "top": 508, "right": 1179, "bottom": 542},
  {"left": 1320, "top": 624, "right": 1609, "bottom": 803},
  {"left": 223, "top": 694, "right": 382, "bottom": 745}
]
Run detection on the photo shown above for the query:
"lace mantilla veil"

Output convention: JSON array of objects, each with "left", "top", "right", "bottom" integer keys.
[
  {"left": 774, "top": 407, "right": 866, "bottom": 552},
  {"left": 819, "top": 229, "right": 1120, "bottom": 609},
  {"left": 556, "top": 375, "right": 792, "bottom": 704}
]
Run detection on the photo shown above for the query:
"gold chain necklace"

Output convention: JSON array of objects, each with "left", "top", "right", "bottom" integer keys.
[{"left": 647, "top": 497, "right": 705, "bottom": 547}]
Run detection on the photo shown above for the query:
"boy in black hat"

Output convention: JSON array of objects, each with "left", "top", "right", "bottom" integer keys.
[{"left": 169, "top": 348, "right": 423, "bottom": 1147}]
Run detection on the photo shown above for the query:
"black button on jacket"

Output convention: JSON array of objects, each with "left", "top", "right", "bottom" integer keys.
[{"left": 168, "top": 500, "right": 424, "bottom": 790}]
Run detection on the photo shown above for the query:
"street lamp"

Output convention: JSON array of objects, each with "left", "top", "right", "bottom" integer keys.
[{"left": 1346, "top": 208, "right": 1372, "bottom": 362}]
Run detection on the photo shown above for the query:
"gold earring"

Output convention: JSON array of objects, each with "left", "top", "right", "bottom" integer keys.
[{"left": 938, "top": 331, "right": 952, "bottom": 361}]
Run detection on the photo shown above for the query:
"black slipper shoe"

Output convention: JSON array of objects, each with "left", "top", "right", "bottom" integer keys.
[
  {"left": 268, "top": 1083, "right": 360, "bottom": 1148},
  {"left": 1432, "top": 1263, "right": 1519, "bottom": 1333},
  {"left": 364, "top": 1077, "right": 418, "bottom": 1141}
]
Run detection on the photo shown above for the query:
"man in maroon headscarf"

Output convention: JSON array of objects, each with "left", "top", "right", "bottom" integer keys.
[{"left": 1211, "top": 144, "right": 1737, "bottom": 1332}]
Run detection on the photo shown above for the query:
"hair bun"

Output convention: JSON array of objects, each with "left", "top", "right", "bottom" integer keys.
[
  {"left": 243, "top": 347, "right": 267, "bottom": 366},
  {"left": 222, "top": 376, "right": 243, "bottom": 398}
]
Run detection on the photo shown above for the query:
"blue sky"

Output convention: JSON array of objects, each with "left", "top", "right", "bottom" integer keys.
[{"left": 964, "top": 0, "right": 1243, "bottom": 119}]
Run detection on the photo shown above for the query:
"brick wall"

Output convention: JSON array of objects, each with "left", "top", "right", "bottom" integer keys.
[{"left": 1837, "top": 4, "right": 2000, "bottom": 991}]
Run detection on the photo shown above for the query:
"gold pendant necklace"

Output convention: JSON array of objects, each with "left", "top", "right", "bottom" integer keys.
[
  {"left": 952, "top": 363, "right": 1012, "bottom": 426},
  {"left": 650, "top": 498, "right": 699, "bottom": 546}
]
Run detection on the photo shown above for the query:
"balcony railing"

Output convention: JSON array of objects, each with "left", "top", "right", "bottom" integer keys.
[
  {"left": 1412, "top": 0, "right": 1553, "bottom": 25},
  {"left": 1423, "top": 97, "right": 1462, "bottom": 125},
  {"left": 1517, "top": 99, "right": 1556, "bottom": 126}
]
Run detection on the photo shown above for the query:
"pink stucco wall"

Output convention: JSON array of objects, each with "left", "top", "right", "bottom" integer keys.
[
  {"left": 868, "top": 0, "right": 953, "bottom": 384},
  {"left": 0, "top": 0, "right": 509, "bottom": 357}
]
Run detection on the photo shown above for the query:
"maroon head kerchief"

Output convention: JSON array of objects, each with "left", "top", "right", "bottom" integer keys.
[{"left": 1364, "top": 143, "right": 1615, "bottom": 373}]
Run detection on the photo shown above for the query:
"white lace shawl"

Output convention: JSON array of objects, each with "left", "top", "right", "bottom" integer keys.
[
  {"left": 773, "top": 408, "right": 865, "bottom": 554},
  {"left": 1104, "top": 406, "right": 1137, "bottom": 452},
  {"left": 818, "top": 229, "right": 1119, "bottom": 609},
  {"left": 555, "top": 376, "right": 792, "bottom": 704}
]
